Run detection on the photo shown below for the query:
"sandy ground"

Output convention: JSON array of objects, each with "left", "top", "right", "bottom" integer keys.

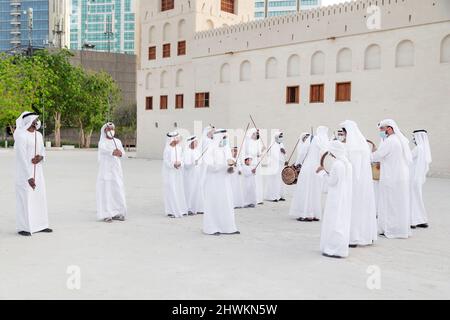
[{"left": 0, "top": 149, "right": 449, "bottom": 300}]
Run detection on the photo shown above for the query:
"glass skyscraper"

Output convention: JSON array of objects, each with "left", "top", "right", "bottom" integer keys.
[
  {"left": 0, "top": 0, "right": 50, "bottom": 52},
  {"left": 70, "top": 0, "right": 135, "bottom": 54},
  {"left": 254, "top": 0, "right": 322, "bottom": 19}
]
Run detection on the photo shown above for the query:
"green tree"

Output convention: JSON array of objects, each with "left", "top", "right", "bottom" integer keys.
[
  {"left": 0, "top": 52, "right": 54, "bottom": 134},
  {"left": 37, "top": 49, "right": 78, "bottom": 147},
  {"left": 71, "top": 70, "right": 121, "bottom": 148},
  {"left": 112, "top": 103, "right": 137, "bottom": 148}
]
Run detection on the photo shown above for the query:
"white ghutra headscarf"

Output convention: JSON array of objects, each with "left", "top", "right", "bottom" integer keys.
[
  {"left": 412, "top": 130, "right": 432, "bottom": 183},
  {"left": 378, "top": 119, "right": 412, "bottom": 164},
  {"left": 340, "top": 120, "right": 370, "bottom": 179},
  {"left": 14, "top": 111, "right": 39, "bottom": 143}
]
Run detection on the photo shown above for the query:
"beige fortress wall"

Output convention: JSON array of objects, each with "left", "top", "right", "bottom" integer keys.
[{"left": 137, "top": 0, "right": 450, "bottom": 177}]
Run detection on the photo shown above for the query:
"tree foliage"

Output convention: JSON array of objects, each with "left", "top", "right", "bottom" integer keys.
[{"left": 0, "top": 49, "right": 122, "bottom": 148}]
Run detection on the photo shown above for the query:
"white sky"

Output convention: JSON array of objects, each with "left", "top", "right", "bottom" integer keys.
[{"left": 321, "top": 0, "right": 352, "bottom": 6}]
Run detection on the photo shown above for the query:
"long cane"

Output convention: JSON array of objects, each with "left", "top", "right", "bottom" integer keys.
[
  {"left": 175, "top": 142, "right": 179, "bottom": 169},
  {"left": 255, "top": 142, "right": 275, "bottom": 170},
  {"left": 33, "top": 130, "right": 37, "bottom": 190},
  {"left": 286, "top": 138, "right": 301, "bottom": 166},
  {"left": 249, "top": 114, "right": 267, "bottom": 151},
  {"left": 195, "top": 147, "right": 208, "bottom": 162},
  {"left": 236, "top": 122, "right": 250, "bottom": 162}
]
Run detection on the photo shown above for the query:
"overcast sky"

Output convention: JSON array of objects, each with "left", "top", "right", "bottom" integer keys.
[{"left": 321, "top": 0, "right": 352, "bottom": 6}]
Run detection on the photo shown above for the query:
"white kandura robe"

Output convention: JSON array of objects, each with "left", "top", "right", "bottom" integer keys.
[
  {"left": 230, "top": 159, "right": 245, "bottom": 209},
  {"left": 410, "top": 145, "right": 428, "bottom": 226},
  {"left": 289, "top": 138, "right": 323, "bottom": 219},
  {"left": 294, "top": 140, "right": 310, "bottom": 167},
  {"left": 243, "top": 136, "right": 264, "bottom": 204},
  {"left": 15, "top": 130, "right": 49, "bottom": 233},
  {"left": 203, "top": 143, "right": 238, "bottom": 234},
  {"left": 96, "top": 138, "right": 127, "bottom": 220},
  {"left": 183, "top": 146, "right": 205, "bottom": 214},
  {"left": 241, "top": 164, "right": 257, "bottom": 207},
  {"left": 319, "top": 159, "right": 353, "bottom": 258},
  {"left": 372, "top": 134, "right": 411, "bottom": 238},
  {"left": 163, "top": 145, "right": 188, "bottom": 217},
  {"left": 264, "top": 141, "right": 286, "bottom": 201},
  {"left": 344, "top": 146, "right": 377, "bottom": 246}
]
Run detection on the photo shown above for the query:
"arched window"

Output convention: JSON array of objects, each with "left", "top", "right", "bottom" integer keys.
[
  {"left": 175, "top": 69, "right": 184, "bottom": 87},
  {"left": 364, "top": 44, "right": 381, "bottom": 70},
  {"left": 145, "top": 73, "right": 152, "bottom": 90},
  {"left": 206, "top": 19, "right": 214, "bottom": 30},
  {"left": 220, "top": 63, "right": 230, "bottom": 83},
  {"left": 149, "top": 26, "right": 155, "bottom": 43},
  {"left": 287, "top": 54, "right": 300, "bottom": 77},
  {"left": 160, "top": 71, "right": 168, "bottom": 88},
  {"left": 396, "top": 40, "right": 415, "bottom": 67},
  {"left": 163, "top": 23, "right": 171, "bottom": 42},
  {"left": 336, "top": 48, "right": 352, "bottom": 73},
  {"left": 239, "top": 60, "right": 251, "bottom": 81},
  {"left": 311, "top": 51, "right": 325, "bottom": 75},
  {"left": 440, "top": 34, "right": 450, "bottom": 63},
  {"left": 265, "top": 57, "right": 278, "bottom": 79},
  {"left": 178, "top": 19, "right": 186, "bottom": 39}
]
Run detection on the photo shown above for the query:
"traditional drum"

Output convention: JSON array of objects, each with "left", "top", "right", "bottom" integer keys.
[
  {"left": 366, "top": 140, "right": 380, "bottom": 181},
  {"left": 320, "top": 152, "right": 335, "bottom": 174},
  {"left": 282, "top": 165, "right": 300, "bottom": 185},
  {"left": 371, "top": 162, "right": 380, "bottom": 181}
]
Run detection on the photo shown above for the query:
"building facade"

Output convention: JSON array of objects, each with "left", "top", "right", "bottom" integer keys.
[
  {"left": 137, "top": 0, "right": 450, "bottom": 176},
  {"left": 69, "top": 0, "right": 136, "bottom": 54},
  {"left": 0, "top": 0, "right": 70, "bottom": 52},
  {"left": 0, "top": 0, "right": 55, "bottom": 51},
  {"left": 254, "top": 0, "right": 321, "bottom": 19}
]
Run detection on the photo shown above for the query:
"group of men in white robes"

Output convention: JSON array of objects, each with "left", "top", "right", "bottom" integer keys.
[
  {"left": 13, "top": 112, "right": 431, "bottom": 251},
  {"left": 161, "top": 127, "right": 240, "bottom": 235},
  {"left": 289, "top": 119, "right": 431, "bottom": 258},
  {"left": 161, "top": 126, "right": 291, "bottom": 235}
]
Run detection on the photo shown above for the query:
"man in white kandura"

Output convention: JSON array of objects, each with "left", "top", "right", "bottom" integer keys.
[
  {"left": 183, "top": 135, "right": 205, "bottom": 215},
  {"left": 294, "top": 132, "right": 311, "bottom": 168},
  {"left": 317, "top": 140, "right": 353, "bottom": 259},
  {"left": 96, "top": 122, "right": 127, "bottom": 223},
  {"left": 410, "top": 130, "right": 431, "bottom": 229},
  {"left": 372, "top": 119, "right": 412, "bottom": 239},
  {"left": 289, "top": 126, "right": 329, "bottom": 222},
  {"left": 264, "top": 130, "right": 286, "bottom": 202},
  {"left": 339, "top": 120, "right": 377, "bottom": 248},
  {"left": 163, "top": 131, "right": 188, "bottom": 218},
  {"left": 201, "top": 125, "right": 215, "bottom": 153},
  {"left": 230, "top": 147, "right": 245, "bottom": 209},
  {"left": 243, "top": 128, "right": 265, "bottom": 205},
  {"left": 202, "top": 129, "right": 240, "bottom": 235},
  {"left": 14, "top": 111, "right": 52, "bottom": 236}
]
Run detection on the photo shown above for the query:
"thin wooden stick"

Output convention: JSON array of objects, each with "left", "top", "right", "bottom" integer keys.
[
  {"left": 286, "top": 138, "right": 301, "bottom": 165},
  {"left": 195, "top": 147, "right": 208, "bottom": 162},
  {"left": 236, "top": 122, "right": 250, "bottom": 162},
  {"left": 249, "top": 114, "right": 267, "bottom": 150},
  {"left": 33, "top": 130, "right": 37, "bottom": 189},
  {"left": 255, "top": 142, "right": 275, "bottom": 169}
]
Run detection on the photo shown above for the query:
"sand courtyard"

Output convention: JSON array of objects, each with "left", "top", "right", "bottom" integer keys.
[{"left": 0, "top": 149, "right": 449, "bottom": 300}]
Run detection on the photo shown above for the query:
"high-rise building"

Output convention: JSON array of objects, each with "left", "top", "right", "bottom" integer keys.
[
  {"left": 69, "top": 0, "right": 136, "bottom": 54},
  {"left": 0, "top": 0, "right": 68, "bottom": 52},
  {"left": 254, "top": 0, "right": 322, "bottom": 19}
]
